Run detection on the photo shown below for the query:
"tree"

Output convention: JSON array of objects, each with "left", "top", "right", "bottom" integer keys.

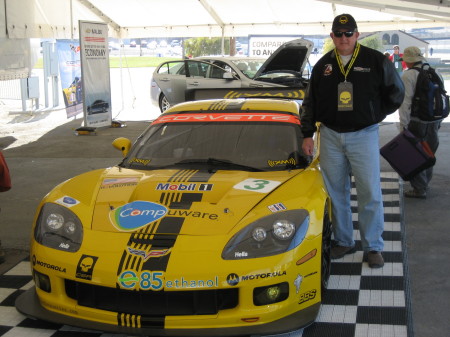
[
  {"left": 359, "top": 34, "right": 383, "bottom": 52},
  {"left": 185, "top": 37, "right": 230, "bottom": 57}
]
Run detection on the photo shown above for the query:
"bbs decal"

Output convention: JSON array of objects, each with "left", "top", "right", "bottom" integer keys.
[{"left": 299, "top": 289, "right": 317, "bottom": 304}]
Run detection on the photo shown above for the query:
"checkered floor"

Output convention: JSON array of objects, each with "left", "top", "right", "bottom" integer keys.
[{"left": 0, "top": 172, "right": 412, "bottom": 337}]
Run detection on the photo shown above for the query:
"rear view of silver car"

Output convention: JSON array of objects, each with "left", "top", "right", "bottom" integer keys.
[{"left": 150, "top": 38, "right": 313, "bottom": 112}]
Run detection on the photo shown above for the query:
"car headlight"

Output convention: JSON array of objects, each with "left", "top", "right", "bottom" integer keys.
[
  {"left": 34, "top": 202, "right": 83, "bottom": 252},
  {"left": 222, "top": 209, "right": 309, "bottom": 260}
]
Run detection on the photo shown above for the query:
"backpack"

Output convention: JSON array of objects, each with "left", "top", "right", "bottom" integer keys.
[{"left": 411, "top": 63, "right": 449, "bottom": 121}]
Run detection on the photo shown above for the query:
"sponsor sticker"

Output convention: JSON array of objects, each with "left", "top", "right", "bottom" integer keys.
[
  {"left": 298, "top": 289, "right": 317, "bottom": 304},
  {"left": 117, "top": 270, "right": 219, "bottom": 290},
  {"left": 156, "top": 183, "right": 213, "bottom": 191},
  {"left": 268, "top": 203, "right": 287, "bottom": 212},
  {"left": 109, "top": 201, "right": 168, "bottom": 231},
  {"left": 55, "top": 196, "right": 80, "bottom": 208},
  {"left": 101, "top": 177, "right": 139, "bottom": 188},
  {"left": 76, "top": 255, "right": 98, "bottom": 280}
]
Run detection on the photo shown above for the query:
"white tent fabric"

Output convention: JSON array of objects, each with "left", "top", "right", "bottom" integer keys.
[{"left": 1, "top": 0, "right": 450, "bottom": 39}]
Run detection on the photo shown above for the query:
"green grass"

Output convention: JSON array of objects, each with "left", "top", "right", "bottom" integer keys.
[{"left": 33, "top": 56, "right": 180, "bottom": 69}]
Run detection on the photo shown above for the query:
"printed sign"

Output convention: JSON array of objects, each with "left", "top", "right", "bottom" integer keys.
[{"left": 79, "top": 20, "right": 112, "bottom": 128}]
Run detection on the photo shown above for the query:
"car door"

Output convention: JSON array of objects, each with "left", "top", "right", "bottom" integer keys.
[
  {"left": 154, "top": 61, "right": 187, "bottom": 105},
  {"left": 185, "top": 60, "right": 241, "bottom": 95}
]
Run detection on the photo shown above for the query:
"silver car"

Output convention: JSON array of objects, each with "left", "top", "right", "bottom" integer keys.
[{"left": 150, "top": 38, "right": 313, "bottom": 112}]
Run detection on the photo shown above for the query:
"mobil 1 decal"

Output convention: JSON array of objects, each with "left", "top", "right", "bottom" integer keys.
[{"left": 116, "top": 170, "right": 213, "bottom": 279}]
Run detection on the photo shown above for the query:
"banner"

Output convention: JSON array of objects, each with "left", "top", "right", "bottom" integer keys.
[
  {"left": 79, "top": 21, "right": 111, "bottom": 128},
  {"left": 248, "top": 35, "right": 300, "bottom": 57},
  {"left": 56, "top": 40, "right": 83, "bottom": 118}
]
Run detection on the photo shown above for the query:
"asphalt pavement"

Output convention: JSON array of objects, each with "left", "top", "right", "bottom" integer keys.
[{"left": 0, "top": 67, "right": 449, "bottom": 337}]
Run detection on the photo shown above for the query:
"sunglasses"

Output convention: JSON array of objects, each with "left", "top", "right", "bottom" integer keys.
[{"left": 333, "top": 31, "right": 355, "bottom": 38}]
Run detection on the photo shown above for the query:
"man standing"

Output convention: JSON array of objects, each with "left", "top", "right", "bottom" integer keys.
[
  {"left": 389, "top": 45, "right": 407, "bottom": 74},
  {"left": 398, "top": 46, "right": 442, "bottom": 199},
  {"left": 301, "top": 14, "right": 404, "bottom": 268}
]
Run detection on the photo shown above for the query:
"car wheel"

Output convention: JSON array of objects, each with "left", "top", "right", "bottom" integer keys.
[
  {"left": 321, "top": 201, "right": 332, "bottom": 291},
  {"left": 159, "top": 94, "right": 171, "bottom": 113}
]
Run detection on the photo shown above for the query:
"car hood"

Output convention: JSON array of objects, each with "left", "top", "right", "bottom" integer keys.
[
  {"left": 254, "top": 38, "right": 313, "bottom": 78},
  {"left": 88, "top": 167, "right": 295, "bottom": 236}
]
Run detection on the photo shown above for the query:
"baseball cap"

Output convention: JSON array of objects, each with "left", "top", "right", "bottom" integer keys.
[
  {"left": 399, "top": 46, "right": 425, "bottom": 63},
  {"left": 332, "top": 14, "right": 358, "bottom": 31}
]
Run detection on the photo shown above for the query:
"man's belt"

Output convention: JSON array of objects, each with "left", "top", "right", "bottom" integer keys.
[{"left": 323, "top": 124, "right": 365, "bottom": 133}]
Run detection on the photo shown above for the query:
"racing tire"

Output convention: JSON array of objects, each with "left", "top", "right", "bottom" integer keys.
[
  {"left": 159, "top": 94, "right": 171, "bottom": 113},
  {"left": 321, "top": 201, "right": 332, "bottom": 292}
]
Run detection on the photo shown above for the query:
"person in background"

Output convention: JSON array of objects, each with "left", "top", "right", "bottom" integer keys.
[
  {"left": 398, "top": 46, "right": 442, "bottom": 199},
  {"left": 384, "top": 51, "right": 391, "bottom": 58},
  {"left": 389, "top": 45, "right": 407, "bottom": 74},
  {"left": 301, "top": 14, "right": 405, "bottom": 268}
]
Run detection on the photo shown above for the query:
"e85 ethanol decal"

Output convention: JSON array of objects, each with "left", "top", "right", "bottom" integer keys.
[{"left": 118, "top": 270, "right": 219, "bottom": 290}]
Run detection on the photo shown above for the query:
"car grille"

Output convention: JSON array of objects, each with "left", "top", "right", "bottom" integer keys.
[{"left": 65, "top": 279, "right": 238, "bottom": 316}]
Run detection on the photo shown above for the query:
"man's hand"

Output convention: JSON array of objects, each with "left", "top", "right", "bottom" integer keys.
[{"left": 302, "top": 137, "right": 315, "bottom": 156}]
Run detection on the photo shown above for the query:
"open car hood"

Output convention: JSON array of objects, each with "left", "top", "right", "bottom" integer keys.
[{"left": 254, "top": 38, "right": 314, "bottom": 78}]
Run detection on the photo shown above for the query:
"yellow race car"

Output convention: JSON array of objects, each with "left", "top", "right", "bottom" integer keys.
[{"left": 16, "top": 98, "right": 331, "bottom": 336}]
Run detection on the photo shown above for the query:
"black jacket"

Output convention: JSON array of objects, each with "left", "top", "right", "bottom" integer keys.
[{"left": 301, "top": 44, "right": 405, "bottom": 138}]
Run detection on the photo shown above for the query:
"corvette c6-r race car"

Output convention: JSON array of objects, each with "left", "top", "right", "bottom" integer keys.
[{"left": 16, "top": 98, "right": 332, "bottom": 336}]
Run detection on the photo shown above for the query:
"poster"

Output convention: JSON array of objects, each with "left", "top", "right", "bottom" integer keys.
[
  {"left": 79, "top": 21, "right": 112, "bottom": 128},
  {"left": 56, "top": 40, "right": 83, "bottom": 118}
]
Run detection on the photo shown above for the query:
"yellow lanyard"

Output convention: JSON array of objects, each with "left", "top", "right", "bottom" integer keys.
[{"left": 335, "top": 43, "right": 360, "bottom": 81}]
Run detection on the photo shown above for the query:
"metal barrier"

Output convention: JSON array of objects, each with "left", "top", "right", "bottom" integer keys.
[{"left": 0, "top": 79, "right": 21, "bottom": 100}]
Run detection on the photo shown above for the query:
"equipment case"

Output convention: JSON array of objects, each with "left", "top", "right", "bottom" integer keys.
[{"left": 380, "top": 129, "right": 436, "bottom": 181}]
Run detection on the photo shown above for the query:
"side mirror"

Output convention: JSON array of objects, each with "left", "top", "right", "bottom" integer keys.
[
  {"left": 223, "top": 72, "right": 236, "bottom": 80},
  {"left": 112, "top": 137, "right": 132, "bottom": 157}
]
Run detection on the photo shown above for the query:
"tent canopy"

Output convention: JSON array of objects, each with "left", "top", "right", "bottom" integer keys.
[{"left": 1, "top": 0, "right": 450, "bottom": 40}]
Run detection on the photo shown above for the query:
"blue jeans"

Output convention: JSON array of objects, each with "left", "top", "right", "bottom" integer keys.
[{"left": 320, "top": 124, "right": 384, "bottom": 252}]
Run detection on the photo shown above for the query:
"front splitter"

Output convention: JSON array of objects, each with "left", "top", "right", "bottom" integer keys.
[{"left": 16, "top": 286, "right": 320, "bottom": 336}]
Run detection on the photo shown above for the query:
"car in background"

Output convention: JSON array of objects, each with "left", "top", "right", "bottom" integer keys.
[
  {"left": 129, "top": 40, "right": 137, "bottom": 48},
  {"left": 148, "top": 40, "right": 157, "bottom": 49},
  {"left": 151, "top": 38, "right": 313, "bottom": 112},
  {"left": 87, "top": 99, "right": 109, "bottom": 115},
  {"left": 16, "top": 97, "right": 331, "bottom": 336}
]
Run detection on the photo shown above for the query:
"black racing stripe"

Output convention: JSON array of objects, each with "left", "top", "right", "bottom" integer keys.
[
  {"left": 208, "top": 99, "right": 246, "bottom": 111},
  {"left": 169, "top": 192, "right": 203, "bottom": 209},
  {"left": 155, "top": 216, "right": 184, "bottom": 234},
  {"left": 187, "top": 170, "right": 214, "bottom": 182},
  {"left": 169, "top": 169, "right": 196, "bottom": 182},
  {"left": 141, "top": 217, "right": 184, "bottom": 271},
  {"left": 140, "top": 316, "right": 164, "bottom": 328},
  {"left": 117, "top": 170, "right": 209, "bottom": 277}
]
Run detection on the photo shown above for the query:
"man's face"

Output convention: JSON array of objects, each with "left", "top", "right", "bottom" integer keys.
[
  {"left": 331, "top": 29, "right": 360, "bottom": 56},
  {"left": 393, "top": 47, "right": 400, "bottom": 54}
]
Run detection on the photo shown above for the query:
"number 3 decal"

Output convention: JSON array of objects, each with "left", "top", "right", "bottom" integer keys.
[{"left": 234, "top": 179, "right": 281, "bottom": 193}]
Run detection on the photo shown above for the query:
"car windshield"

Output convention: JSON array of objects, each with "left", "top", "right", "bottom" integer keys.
[
  {"left": 122, "top": 117, "right": 309, "bottom": 172},
  {"left": 230, "top": 59, "right": 266, "bottom": 79}
]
